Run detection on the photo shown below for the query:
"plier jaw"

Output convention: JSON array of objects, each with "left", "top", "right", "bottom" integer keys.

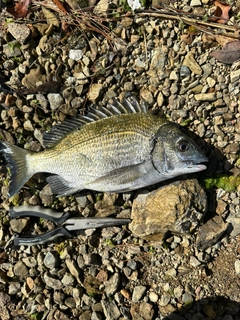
[{"left": 8, "top": 205, "right": 131, "bottom": 246}]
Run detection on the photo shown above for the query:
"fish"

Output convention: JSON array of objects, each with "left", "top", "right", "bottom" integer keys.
[{"left": 0, "top": 96, "right": 208, "bottom": 198}]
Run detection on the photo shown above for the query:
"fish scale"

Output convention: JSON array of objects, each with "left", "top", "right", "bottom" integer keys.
[{"left": 0, "top": 97, "right": 208, "bottom": 197}]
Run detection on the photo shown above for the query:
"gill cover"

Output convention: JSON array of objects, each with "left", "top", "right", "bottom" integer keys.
[{"left": 151, "top": 123, "right": 208, "bottom": 175}]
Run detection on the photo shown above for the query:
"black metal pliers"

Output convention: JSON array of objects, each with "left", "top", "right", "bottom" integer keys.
[{"left": 10, "top": 205, "right": 131, "bottom": 246}]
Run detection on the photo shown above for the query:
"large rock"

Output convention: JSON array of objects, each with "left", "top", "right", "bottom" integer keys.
[{"left": 129, "top": 179, "right": 207, "bottom": 240}]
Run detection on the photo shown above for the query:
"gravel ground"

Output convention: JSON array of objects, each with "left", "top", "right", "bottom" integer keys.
[{"left": 0, "top": 0, "right": 240, "bottom": 319}]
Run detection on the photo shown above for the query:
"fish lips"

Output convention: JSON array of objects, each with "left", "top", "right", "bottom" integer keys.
[
  {"left": 180, "top": 155, "right": 208, "bottom": 173},
  {"left": 165, "top": 155, "right": 208, "bottom": 175}
]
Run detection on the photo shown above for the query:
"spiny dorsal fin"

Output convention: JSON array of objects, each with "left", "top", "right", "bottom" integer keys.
[{"left": 43, "top": 96, "right": 148, "bottom": 148}]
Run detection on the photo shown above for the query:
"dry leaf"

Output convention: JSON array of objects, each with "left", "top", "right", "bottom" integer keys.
[
  {"left": 52, "top": 0, "right": 68, "bottom": 13},
  {"left": 213, "top": 1, "right": 231, "bottom": 24},
  {"left": 210, "top": 40, "right": 240, "bottom": 64},
  {"left": 215, "top": 35, "right": 236, "bottom": 46},
  {"left": 41, "top": 7, "right": 60, "bottom": 27},
  {"left": 7, "top": 0, "right": 32, "bottom": 18}
]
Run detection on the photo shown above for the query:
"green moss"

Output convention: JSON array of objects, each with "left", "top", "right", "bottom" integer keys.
[
  {"left": 54, "top": 241, "right": 67, "bottom": 258},
  {"left": 201, "top": 174, "right": 240, "bottom": 192},
  {"left": 30, "top": 313, "right": 44, "bottom": 320},
  {"left": 168, "top": 288, "right": 174, "bottom": 296},
  {"left": 140, "top": 0, "right": 147, "bottom": 6},
  {"left": 7, "top": 41, "right": 21, "bottom": 52},
  {"left": 149, "top": 245, "right": 155, "bottom": 254},
  {"left": 9, "top": 194, "right": 19, "bottom": 206},
  {"left": 105, "top": 238, "right": 115, "bottom": 247},
  {"left": 119, "top": 0, "right": 131, "bottom": 11},
  {"left": 180, "top": 119, "right": 192, "bottom": 127},
  {"left": 3, "top": 176, "right": 10, "bottom": 186}
]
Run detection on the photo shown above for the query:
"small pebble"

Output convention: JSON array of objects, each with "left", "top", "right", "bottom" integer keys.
[{"left": 234, "top": 259, "right": 240, "bottom": 274}]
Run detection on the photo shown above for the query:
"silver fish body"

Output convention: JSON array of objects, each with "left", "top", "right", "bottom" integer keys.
[{"left": 0, "top": 97, "right": 208, "bottom": 197}]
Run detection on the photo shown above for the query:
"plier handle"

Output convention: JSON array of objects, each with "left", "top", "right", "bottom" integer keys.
[{"left": 10, "top": 205, "right": 131, "bottom": 246}]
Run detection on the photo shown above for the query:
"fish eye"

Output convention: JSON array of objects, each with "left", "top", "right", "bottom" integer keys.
[{"left": 178, "top": 140, "right": 189, "bottom": 152}]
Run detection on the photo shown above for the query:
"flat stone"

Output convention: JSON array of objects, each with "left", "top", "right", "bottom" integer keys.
[
  {"left": 206, "top": 77, "right": 216, "bottom": 87},
  {"left": 190, "top": 0, "right": 202, "bottom": 6},
  {"left": 65, "top": 259, "right": 82, "bottom": 284},
  {"left": 140, "top": 89, "right": 154, "bottom": 106},
  {"left": 65, "top": 297, "right": 76, "bottom": 309},
  {"left": 149, "top": 291, "right": 159, "bottom": 302},
  {"left": 23, "top": 119, "right": 34, "bottom": 131},
  {"left": 104, "top": 273, "right": 120, "bottom": 296},
  {"left": 183, "top": 52, "right": 202, "bottom": 75},
  {"left": 93, "top": 0, "right": 109, "bottom": 17},
  {"left": 157, "top": 91, "right": 164, "bottom": 107},
  {"left": 226, "top": 213, "right": 240, "bottom": 237},
  {"left": 10, "top": 218, "right": 29, "bottom": 233},
  {"left": 225, "top": 143, "right": 240, "bottom": 154},
  {"left": 69, "top": 49, "right": 83, "bottom": 61},
  {"left": 88, "top": 83, "right": 104, "bottom": 102},
  {"left": 169, "top": 70, "right": 179, "bottom": 81},
  {"left": 134, "top": 57, "right": 146, "bottom": 73},
  {"left": 182, "top": 292, "right": 193, "bottom": 304},
  {"left": 189, "top": 256, "right": 201, "bottom": 267},
  {"left": 47, "top": 93, "right": 64, "bottom": 110},
  {"left": 165, "top": 268, "right": 177, "bottom": 278},
  {"left": 8, "top": 282, "right": 21, "bottom": 295},
  {"left": 195, "top": 92, "right": 217, "bottom": 101},
  {"left": 22, "top": 257, "right": 37, "bottom": 268},
  {"left": 8, "top": 23, "right": 30, "bottom": 44},
  {"left": 234, "top": 259, "right": 240, "bottom": 275},
  {"left": 132, "top": 285, "right": 147, "bottom": 303},
  {"left": 101, "top": 300, "right": 121, "bottom": 320},
  {"left": 196, "top": 215, "right": 228, "bottom": 250},
  {"left": 44, "top": 272, "right": 62, "bottom": 290},
  {"left": 150, "top": 48, "right": 167, "bottom": 71},
  {"left": 180, "top": 65, "right": 191, "bottom": 77},
  {"left": 39, "top": 184, "right": 53, "bottom": 206},
  {"left": 62, "top": 273, "right": 75, "bottom": 286},
  {"left": 13, "top": 261, "right": 28, "bottom": 279},
  {"left": 202, "top": 63, "right": 213, "bottom": 78},
  {"left": 3, "top": 41, "right": 22, "bottom": 58},
  {"left": 94, "top": 193, "right": 118, "bottom": 217},
  {"left": 159, "top": 293, "right": 171, "bottom": 307},
  {"left": 43, "top": 251, "right": 59, "bottom": 269},
  {"left": 129, "top": 179, "right": 207, "bottom": 240},
  {"left": 130, "top": 302, "right": 154, "bottom": 320}
]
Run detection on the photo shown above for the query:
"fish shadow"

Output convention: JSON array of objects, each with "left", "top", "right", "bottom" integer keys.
[{"left": 162, "top": 296, "right": 240, "bottom": 319}]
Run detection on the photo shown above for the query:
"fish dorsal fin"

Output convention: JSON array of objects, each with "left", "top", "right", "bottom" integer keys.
[
  {"left": 43, "top": 96, "right": 147, "bottom": 148},
  {"left": 43, "top": 118, "right": 86, "bottom": 148},
  {"left": 109, "top": 96, "right": 148, "bottom": 114}
]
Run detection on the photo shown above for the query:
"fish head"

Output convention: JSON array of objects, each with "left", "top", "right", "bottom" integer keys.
[{"left": 152, "top": 123, "right": 208, "bottom": 178}]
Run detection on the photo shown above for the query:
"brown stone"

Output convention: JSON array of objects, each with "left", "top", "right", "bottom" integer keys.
[
  {"left": 129, "top": 179, "right": 207, "bottom": 240},
  {"left": 196, "top": 215, "right": 228, "bottom": 250}
]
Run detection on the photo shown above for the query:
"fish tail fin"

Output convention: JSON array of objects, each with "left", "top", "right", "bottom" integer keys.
[{"left": 0, "top": 141, "right": 34, "bottom": 197}]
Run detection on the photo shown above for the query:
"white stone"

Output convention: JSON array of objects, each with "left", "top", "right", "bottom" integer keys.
[
  {"left": 47, "top": 93, "right": 64, "bottom": 110},
  {"left": 149, "top": 291, "right": 159, "bottom": 302},
  {"left": 206, "top": 77, "right": 216, "bottom": 87},
  {"left": 69, "top": 49, "right": 83, "bottom": 61},
  {"left": 235, "top": 259, "right": 240, "bottom": 274},
  {"left": 190, "top": 0, "right": 202, "bottom": 6}
]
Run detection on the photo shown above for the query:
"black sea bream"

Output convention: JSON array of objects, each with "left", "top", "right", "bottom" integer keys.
[{"left": 0, "top": 97, "right": 208, "bottom": 197}]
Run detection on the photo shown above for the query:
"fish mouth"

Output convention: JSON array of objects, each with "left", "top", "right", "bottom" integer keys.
[{"left": 183, "top": 160, "right": 207, "bottom": 171}]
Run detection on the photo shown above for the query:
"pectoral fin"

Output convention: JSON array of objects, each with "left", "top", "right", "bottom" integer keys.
[{"left": 86, "top": 161, "right": 148, "bottom": 192}]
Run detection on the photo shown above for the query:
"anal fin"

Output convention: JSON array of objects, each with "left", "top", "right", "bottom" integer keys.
[{"left": 46, "top": 175, "right": 80, "bottom": 196}]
